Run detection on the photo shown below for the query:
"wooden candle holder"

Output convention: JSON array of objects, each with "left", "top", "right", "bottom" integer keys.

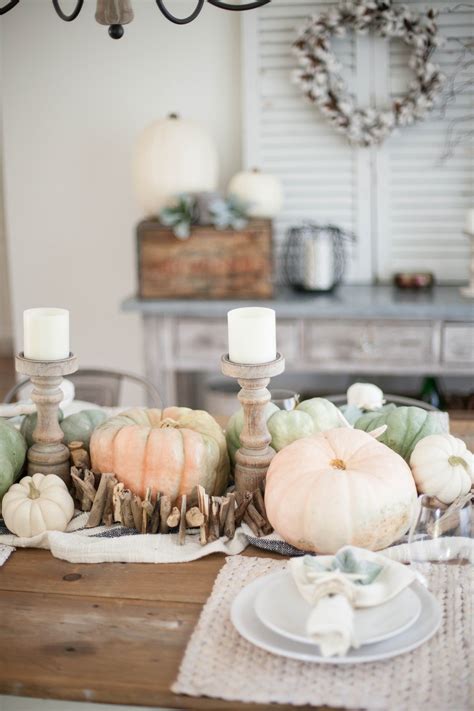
[
  {"left": 15, "top": 353, "right": 78, "bottom": 484},
  {"left": 221, "top": 353, "right": 285, "bottom": 492}
]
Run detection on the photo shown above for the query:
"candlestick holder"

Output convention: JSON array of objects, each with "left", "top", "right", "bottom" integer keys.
[
  {"left": 460, "top": 230, "right": 474, "bottom": 299},
  {"left": 15, "top": 353, "right": 78, "bottom": 484},
  {"left": 221, "top": 353, "right": 285, "bottom": 492}
]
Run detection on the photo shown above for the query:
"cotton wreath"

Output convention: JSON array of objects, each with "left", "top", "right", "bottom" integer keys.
[{"left": 293, "top": 0, "right": 445, "bottom": 147}]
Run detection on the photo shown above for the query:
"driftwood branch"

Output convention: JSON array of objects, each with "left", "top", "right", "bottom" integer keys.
[
  {"left": 159, "top": 495, "right": 172, "bottom": 534},
  {"left": 73, "top": 468, "right": 272, "bottom": 541},
  {"left": 86, "top": 473, "right": 114, "bottom": 528},
  {"left": 178, "top": 495, "right": 187, "bottom": 545}
]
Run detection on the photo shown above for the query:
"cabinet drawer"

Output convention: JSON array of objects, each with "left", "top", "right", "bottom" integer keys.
[
  {"left": 176, "top": 319, "right": 299, "bottom": 363},
  {"left": 442, "top": 324, "right": 474, "bottom": 365},
  {"left": 305, "top": 320, "right": 433, "bottom": 366}
]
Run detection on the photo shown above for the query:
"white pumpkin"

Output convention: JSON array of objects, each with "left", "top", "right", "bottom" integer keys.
[
  {"left": 228, "top": 168, "right": 283, "bottom": 218},
  {"left": 2, "top": 473, "right": 74, "bottom": 538},
  {"left": 410, "top": 434, "right": 474, "bottom": 504},
  {"left": 347, "top": 382, "right": 385, "bottom": 411},
  {"left": 133, "top": 113, "right": 218, "bottom": 217},
  {"left": 265, "top": 428, "right": 417, "bottom": 553}
]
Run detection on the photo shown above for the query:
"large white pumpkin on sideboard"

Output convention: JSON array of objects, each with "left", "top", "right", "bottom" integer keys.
[
  {"left": 228, "top": 168, "right": 283, "bottom": 218},
  {"left": 133, "top": 113, "right": 219, "bottom": 217}
]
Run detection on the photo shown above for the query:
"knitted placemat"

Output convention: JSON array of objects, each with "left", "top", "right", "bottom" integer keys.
[{"left": 173, "top": 556, "right": 473, "bottom": 710}]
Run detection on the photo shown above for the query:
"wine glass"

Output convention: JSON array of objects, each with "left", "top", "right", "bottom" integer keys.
[
  {"left": 408, "top": 494, "right": 472, "bottom": 563},
  {"left": 270, "top": 389, "right": 300, "bottom": 411}
]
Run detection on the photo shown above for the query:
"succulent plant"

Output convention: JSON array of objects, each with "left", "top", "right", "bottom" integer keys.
[
  {"left": 159, "top": 194, "right": 198, "bottom": 239},
  {"left": 209, "top": 194, "right": 250, "bottom": 230},
  {"left": 160, "top": 192, "right": 250, "bottom": 237}
]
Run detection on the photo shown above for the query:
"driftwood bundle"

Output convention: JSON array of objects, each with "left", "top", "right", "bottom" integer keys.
[{"left": 70, "top": 467, "right": 273, "bottom": 545}]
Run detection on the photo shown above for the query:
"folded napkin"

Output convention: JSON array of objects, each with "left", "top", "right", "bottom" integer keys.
[
  {"left": 306, "top": 592, "right": 355, "bottom": 657},
  {"left": 289, "top": 546, "right": 417, "bottom": 657}
]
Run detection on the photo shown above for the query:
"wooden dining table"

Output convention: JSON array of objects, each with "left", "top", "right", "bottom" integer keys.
[
  {"left": 0, "top": 547, "right": 325, "bottom": 711},
  {"left": 0, "top": 417, "right": 471, "bottom": 710}
]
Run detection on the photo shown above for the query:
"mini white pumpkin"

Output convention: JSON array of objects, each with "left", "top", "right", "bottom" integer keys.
[
  {"left": 228, "top": 168, "right": 283, "bottom": 218},
  {"left": 410, "top": 434, "right": 474, "bottom": 504},
  {"left": 347, "top": 382, "right": 385, "bottom": 411},
  {"left": 2, "top": 473, "right": 74, "bottom": 538},
  {"left": 134, "top": 113, "right": 218, "bottom": 217}
]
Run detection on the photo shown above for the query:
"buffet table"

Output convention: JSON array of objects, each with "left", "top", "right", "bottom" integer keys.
[{"left": 122, "top": 285, "right": 474, "bottom": 406}]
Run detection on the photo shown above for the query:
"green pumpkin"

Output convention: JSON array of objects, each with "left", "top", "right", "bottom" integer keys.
[
  {"left": 226, "top": 397, "right": 344, "bottom": 462},
  {"left": 21, "top": 409, "right": 106, "bottom": 450},
  {"left": 268, "top": 398, "right": 345, "bottom": 451},
  {"left": 339, "top": 403, "right": 363, "bottom": 425},
  {"left": 0, "top": 418, "right": 27, "bottom": 503},
  {"left": 355, "top": 405, "right": 446, "bottom": 461}
]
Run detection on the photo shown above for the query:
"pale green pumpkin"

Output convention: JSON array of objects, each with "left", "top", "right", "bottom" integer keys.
[
  {"left": 60, "top": 410, "right": 107, "bottom": 448},
  {"left": 0, "top": 418, "right": 27, "bottom": 503},
  {"left": 268, "top": 398, "right": 345, "bottom": 451},
  {"left": 226, "top": 397, "right": 345, "bottom": 462},
  {"left": 355, "top": 405, "right": 446, "bottom": 462},
  {"left": 21, "top": 409, "right": 107, "bottom": 450}
]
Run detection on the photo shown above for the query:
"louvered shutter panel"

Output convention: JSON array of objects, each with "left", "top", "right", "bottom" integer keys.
[
  {"left": 242, "top": 1, "right": 371, "bottom": 283},
  {"left": 242, "top": 1, "right": 474, "bottom": 284},
  {"left": 375, "top": 0, "right": 474, "bottom": 282}
]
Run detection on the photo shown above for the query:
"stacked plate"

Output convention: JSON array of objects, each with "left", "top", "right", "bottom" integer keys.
[{"left": 231, "top": 570, "right": 441, "bottom": 664}]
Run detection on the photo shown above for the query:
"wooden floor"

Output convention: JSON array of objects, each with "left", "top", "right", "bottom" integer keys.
[{"left": 0, "top": 354, "right": 14, "bottom": 401}]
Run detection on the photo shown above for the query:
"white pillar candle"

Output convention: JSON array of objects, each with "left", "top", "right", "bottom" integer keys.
[
  {"left": 23, "top": 308, "right": 70, "bottom": 360},
  {"left": 227, "top": 307, "right": 276, "bottom": 364},
  {"left": 465, "top": 208, "right": 474, "bottom": 235}
]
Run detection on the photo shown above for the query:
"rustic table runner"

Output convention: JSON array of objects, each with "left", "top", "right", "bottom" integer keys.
[{"left": 173, "top": 556, "right": 473, "bottom": 710}]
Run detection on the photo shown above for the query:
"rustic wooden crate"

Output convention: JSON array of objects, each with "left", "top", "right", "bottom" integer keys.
[{"left": 136, "top": 219, "right": 273, "bottom": 299}]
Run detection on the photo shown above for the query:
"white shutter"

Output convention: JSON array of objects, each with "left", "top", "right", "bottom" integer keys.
[
  {"left": 242, "top": 0, "right": 372, "bottom": 283},
  {"left": 375, "top": 0, "right": 474, "bottom": 282},
  {"left": 241, "top": 0, "right": 474, "bottom": 284}
]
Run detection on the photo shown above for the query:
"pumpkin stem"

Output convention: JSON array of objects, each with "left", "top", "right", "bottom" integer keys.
[
  {"left": 330, "top": 458, "right": 346, "bottom": 471},
  {"left": 28, "top": 481, "right": 41, "bottom": 500},
  {"left": 448, "top": 455, "right": 469, "bottom": 471},
  {"left": 159, "top": 418, "right": 180, "bottom": 429}
]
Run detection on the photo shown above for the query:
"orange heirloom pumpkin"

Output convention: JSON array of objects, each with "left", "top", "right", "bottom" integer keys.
[
  {"left": 264, "top": 428, "right": 417, "bottom": 554},
  {"left": 90, "top": 407, "right": 229, "bottom": 499}
]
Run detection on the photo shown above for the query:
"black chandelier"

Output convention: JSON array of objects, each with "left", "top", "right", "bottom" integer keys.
[{"left": 0, "top": 0, "right": 271, "bottom": 38}]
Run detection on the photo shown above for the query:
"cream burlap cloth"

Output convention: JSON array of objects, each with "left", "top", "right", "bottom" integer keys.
[{"left": 173, "top": 556, "right": 473, "bottom": 710}]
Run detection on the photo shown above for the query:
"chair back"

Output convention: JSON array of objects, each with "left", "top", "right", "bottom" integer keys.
[
  {"left": 3, "top": 368, "right": 161, "bottom": 408},
  {"left": 326, "top": 393, "right": 440, "bottom": 411}
]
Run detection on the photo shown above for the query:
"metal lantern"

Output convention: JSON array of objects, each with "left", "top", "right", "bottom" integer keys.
[{"left": 283, "top": 223, "right": 354, "bottom": 293}]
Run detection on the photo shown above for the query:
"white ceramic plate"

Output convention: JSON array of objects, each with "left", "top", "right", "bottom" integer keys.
[
  {"left": 231, "top": 575, "right": 441, "bottom": 664},
  {"left": 254, "top": 570, "right": 422, "bottom": 646}
]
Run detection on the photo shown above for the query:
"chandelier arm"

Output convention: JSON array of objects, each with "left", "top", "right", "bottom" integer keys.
[
  {"left": 52, "top": 0, "right": 84, "bottom": 22},
  {"left": 207, "top": 0, "right": 270, "bottom": 10},
  {"left": 0, "top": 0, "right": 19, "bottom": 15},
  {"left": 155, "top": 0, "right": 204, "bottom": 25}
]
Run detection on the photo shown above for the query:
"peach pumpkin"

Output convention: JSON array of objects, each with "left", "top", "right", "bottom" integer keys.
[
  {"left": 90, "top": 407, "right": 229, "bottom": 499},
  {"left": 264, "top": 427, "right": 417, "bottom": 554}
]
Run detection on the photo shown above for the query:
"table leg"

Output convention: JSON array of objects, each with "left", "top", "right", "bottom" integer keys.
[{"left": 143, "top": 315, "right": 177, "bottom": 407}]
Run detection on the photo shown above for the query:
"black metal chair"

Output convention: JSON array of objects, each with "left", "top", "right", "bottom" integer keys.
[
  {"left": 326, "top": 393, "right": 439, "bottom": 411},
  {"left": 3, "top": 368, "right": 162, "bottom": 408}
]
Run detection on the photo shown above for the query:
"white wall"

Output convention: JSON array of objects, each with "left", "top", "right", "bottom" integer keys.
[
  {"left": 1, "top": 0, "right": 241, "bottom": 371},
  {"left": 0, "top": 31, "right": 12, "bottom": 354}
]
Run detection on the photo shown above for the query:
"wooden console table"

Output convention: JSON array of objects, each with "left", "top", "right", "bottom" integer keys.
[{"left": 123, "top": 285, "right": 474, "bottom": 406}]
